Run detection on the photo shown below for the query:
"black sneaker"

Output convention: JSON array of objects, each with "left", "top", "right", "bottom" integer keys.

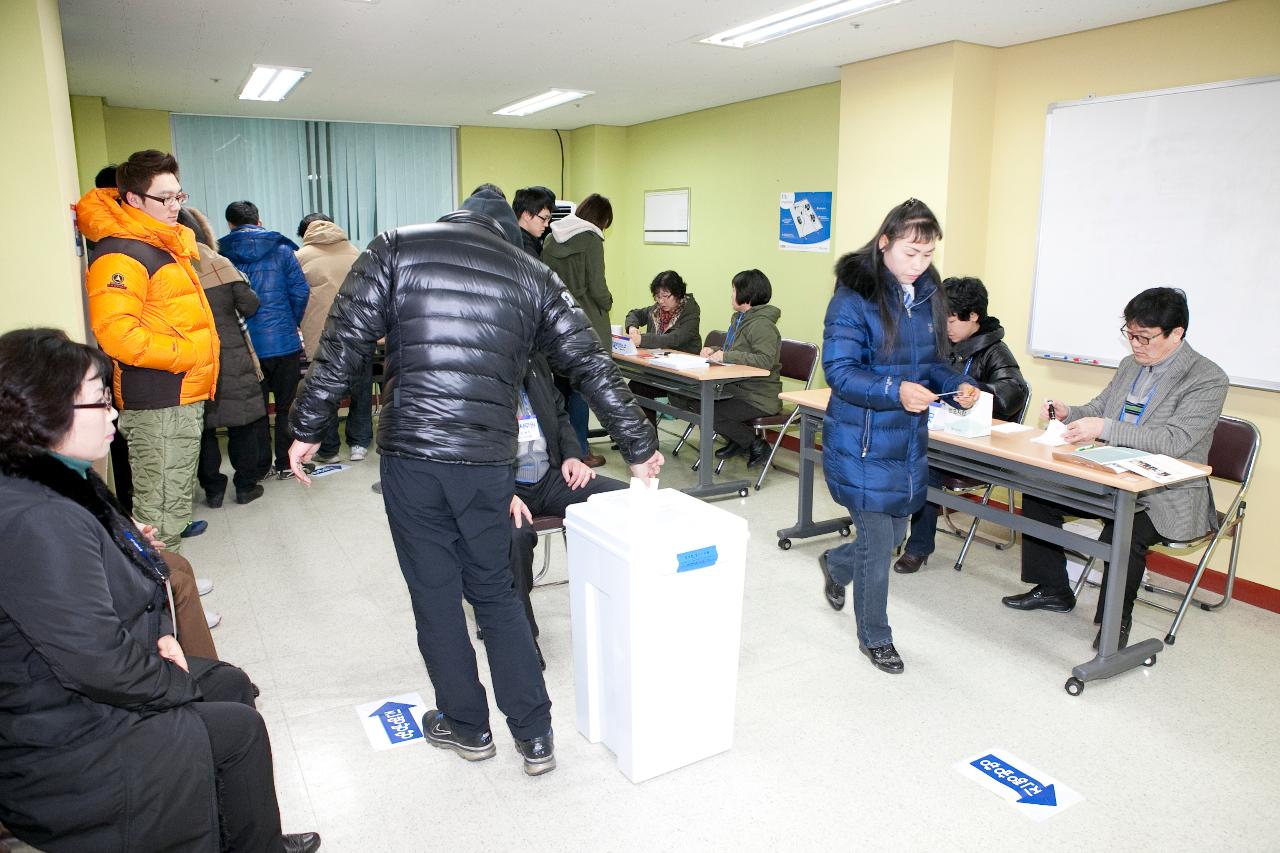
[
  {"left": 423, "top": 710, "right": 496, "bottom": 761},
  {"left": 206, "top": 490, "right": 225, "bottom": 509},
  {"left": 860, "top": 643, "right": 905, "bottom": 674},
  {"left": 236, "top": 484, "right": 265, "bottom": 505},
  {"left": 818, "top": 550, "right": 846, "bottom": 611},
  {"left": 515, "top": 730, "right": 556, "bottom": 776}
]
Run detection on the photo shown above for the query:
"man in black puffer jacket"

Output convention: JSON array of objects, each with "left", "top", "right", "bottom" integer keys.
[
  {"left": 895, "top": 276, "right": 1029, "bottom": 574},
  {"left": 286, "top": 188, "right": 661, "bottom": 777}
]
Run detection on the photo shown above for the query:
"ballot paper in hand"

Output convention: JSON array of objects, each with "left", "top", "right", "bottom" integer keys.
[{"left": 1031, "top": 419, "right": 1070, "bottom": 446}]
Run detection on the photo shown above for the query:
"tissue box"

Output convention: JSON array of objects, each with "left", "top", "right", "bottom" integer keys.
[
  {"left": 611, "top": 334, "right": 638, "bottom": 356},
  {"left": 943, "top": 390, "right": 993, "bottom": 438}
]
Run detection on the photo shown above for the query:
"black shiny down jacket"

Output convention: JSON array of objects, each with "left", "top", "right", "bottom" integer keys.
[{"left": 290, "top": 210, "right": 657, "bottom": 465}]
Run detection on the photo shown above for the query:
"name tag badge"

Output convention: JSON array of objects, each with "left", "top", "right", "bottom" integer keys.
[{"left": 517, "top": 415, "right": 541, "bottom": 442}]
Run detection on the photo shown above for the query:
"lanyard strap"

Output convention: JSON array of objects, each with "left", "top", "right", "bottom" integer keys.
[
  {"left": 1122, "top": 370, "right": 1157, "bottom": 425},
  {"left": 724, "top": 313, "right": 742, "bottom": 349}
]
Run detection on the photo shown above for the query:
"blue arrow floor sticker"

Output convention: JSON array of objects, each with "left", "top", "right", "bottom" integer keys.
[
  {"left": 954, "top": 748, "right": 1083, "bottom": 821},
  {"left": 355, "top": 692, "right": 427, "bottom": 751}
]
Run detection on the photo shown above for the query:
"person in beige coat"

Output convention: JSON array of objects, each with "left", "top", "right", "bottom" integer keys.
[{"left": 295, "top": 214, "right": 372, "bottom": 462}]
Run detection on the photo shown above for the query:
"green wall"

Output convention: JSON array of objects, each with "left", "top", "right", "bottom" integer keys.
[
  {"left": 68, "top": 96, "right": 173, "bottom": 194},
  {"left": 457, "top": 126, "right": 565, "bottom": 204}
]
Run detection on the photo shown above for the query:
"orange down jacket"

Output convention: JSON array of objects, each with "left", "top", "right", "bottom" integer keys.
[{"left": 76, "top": 189, "right": 220, "bottom": 408}]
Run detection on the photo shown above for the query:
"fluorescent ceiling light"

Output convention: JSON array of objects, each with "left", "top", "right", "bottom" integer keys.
[
  {"left": 700, "top": 0, "right": 905, "bottom": 48},
  {"left": 493, "top": 89, "right": 593, "bottom": 117},
  {"left": 238, "top": 65, "right": 310, "bottom": 102}
]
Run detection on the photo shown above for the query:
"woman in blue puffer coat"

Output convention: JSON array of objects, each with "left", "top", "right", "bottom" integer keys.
[{"left": 818, "top": 199, "right": 978, "bottom": 675}]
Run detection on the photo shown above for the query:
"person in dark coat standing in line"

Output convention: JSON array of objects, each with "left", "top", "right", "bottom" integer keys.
[
  {"left": 542, "top": 193, "right": 615, "bottom": 467},
  {"left": 512, "top": 185, "right": 556, "bottom": 257},
  {"left": 179, "top": 207, "right": 269, "bottom": 507},
  {"left": 286, "top": 189, "right": 662, "bottom": 778},
  {"left": 818, "top": 199, "right": 978, "bottom": 675},
  {"left": 0, "top": 328, "right": 320, "bottom": 853},
  {"left": 894, "top": 275, "right": 1029, "bottom": 574},
  {"left": 219, "top": 200, "right": 310, "bottom": 479}
]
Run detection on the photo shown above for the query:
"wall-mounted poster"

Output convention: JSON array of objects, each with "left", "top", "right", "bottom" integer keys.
[{"left": 779, "top": 191, "right": 832, "bottom": 253}]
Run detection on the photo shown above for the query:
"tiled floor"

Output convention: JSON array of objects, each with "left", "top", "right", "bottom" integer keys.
[{"left": 175, "top": 421, "right": 1279, "bottom": 852}]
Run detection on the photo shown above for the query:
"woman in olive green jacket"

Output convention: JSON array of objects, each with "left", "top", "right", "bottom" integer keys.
[
  {"left": 701, "top": 269, "right": 782, "bottom": 467},
  {"left": 541, "top": 193, "right": 615, "bottom": 462}
]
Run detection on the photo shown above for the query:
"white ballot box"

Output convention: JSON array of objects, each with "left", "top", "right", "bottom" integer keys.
[{"left": 565, "top": 486, "right": 748, "bottom": 783}]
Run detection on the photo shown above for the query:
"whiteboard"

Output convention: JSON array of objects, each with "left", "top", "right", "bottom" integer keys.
[
  {"left": 1028, "top": 76, "right": 1280, "bottom": 391},
  {"left": 644, "top": 188, "right": 690, "bottom": 244}
]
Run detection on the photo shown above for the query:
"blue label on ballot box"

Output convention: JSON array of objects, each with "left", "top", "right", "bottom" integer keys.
[{"left": 676, "top": 545, "right": 718, "bottom": 572}]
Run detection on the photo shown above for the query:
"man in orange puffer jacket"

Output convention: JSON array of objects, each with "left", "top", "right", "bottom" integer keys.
[{"left": 75, "top": 150, "right": 220, "bottom": 551}]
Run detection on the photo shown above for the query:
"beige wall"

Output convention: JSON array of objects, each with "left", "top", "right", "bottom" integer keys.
[
  {"left": 1, "top": 0, "right": 86, "bottom": 339},
  {"left": 69, "top": 96, "right": 174, "bottom": 194},
  {"left": 837, "top": 0, "right": 1280, "bottom": 589}
]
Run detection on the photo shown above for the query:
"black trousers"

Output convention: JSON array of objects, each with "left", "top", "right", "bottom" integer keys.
[
  {"left": 198, "top": 417, "right": 270, "bottom": 496},
  {"left": 512, "top": 467, "right": 627, "bottom": 637},
  {"left": 259, "top": 353, "right": 302, "bottom": 470},
  {"left": 109, "top": 430, "right": 134, "bottom": 515},
  {"left": 1019, "top": 494, "right": 1164, "bottom": 621},
  {"left": 380, "top": 455, "right": 551, "bottom": 741},
  {"left": 627, "top": 380, "right": 663, "bottom": 428},
  {"left": 677, "top": 395, "right": 771, "bottom": 449},
  {"left": 187, "top": 658, "right": 284, "bottom": 853}
]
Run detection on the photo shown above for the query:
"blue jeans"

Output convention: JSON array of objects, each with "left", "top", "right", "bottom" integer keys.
[
  {"left": 319, "top": 355, "right": 374, "bottom": 455},
  {"left": 903, "top": 469, "right": 945, "bottom": 557},
  {"left": 825, "top": 509, "right": 908, "bottom": 648}
]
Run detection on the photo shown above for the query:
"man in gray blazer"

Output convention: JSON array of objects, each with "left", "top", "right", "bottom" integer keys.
[{"left": 1001, "top": 288, "right": 1228, "bottom": 648}]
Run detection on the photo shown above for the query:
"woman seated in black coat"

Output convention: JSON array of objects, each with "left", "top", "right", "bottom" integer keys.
[
  {"left": 0, "top": 328, "right": 320, "bottom": 853},
  {"left": 623, "top": 270, "right": 702, "bottom": 428},
  {"left": 894, "top": 276, "right": 1030, "bottom": 574}
]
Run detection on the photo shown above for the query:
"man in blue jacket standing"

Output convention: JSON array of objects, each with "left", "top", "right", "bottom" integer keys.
[{"left": 220, "top": 201, "right": 310, "bottom": 478}]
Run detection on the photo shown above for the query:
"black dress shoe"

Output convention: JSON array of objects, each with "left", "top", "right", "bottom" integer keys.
[
  {"left": 282, "top": 832, "right": 322, "bottom": 853},
  {"left": 714, "top": 441, "right": 743, "bottom": 460},
  {"left": 860, "top": 643, "right": 905, "bottom": 674},
  {"left": 1093, "top": 614, "right": 1133, "bottom": 651},
  {"left": 236, "top": 484, "right": 264, "bottom": 505},
  {"left": 515, "top": 730, "right": 556, "bottom": 776},
  {"left": 423, "top": 710, "right": 496, "bottom": 761},
  {"left": 746, "top": 438, "right": 771, "bottom": 468},
  {"left": 1001, "top": 585, "right": 1076, "bottom": 613},
  {"left": 818, "top": 550, "right": 846, "bottom": 611},
  {"left": 206, "top": 490, "right": 225, "bottom": 509},
  {"left": 893, "top": 553, "right": 927, "bottom": 574}
]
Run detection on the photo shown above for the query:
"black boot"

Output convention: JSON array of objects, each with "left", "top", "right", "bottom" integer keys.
[
  {"left": 714, "top": 440, "right": 743, "bottom": 459},
  {"left": 746, "top": 438, "right": 770, "bottom": 468}
]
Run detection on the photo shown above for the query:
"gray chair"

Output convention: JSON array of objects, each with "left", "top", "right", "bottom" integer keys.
[{"left": 1070, "top": 415, "right": 1259, "bottom": 645}]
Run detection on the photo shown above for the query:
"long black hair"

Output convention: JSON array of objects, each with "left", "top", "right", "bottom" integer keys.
[{"left": 834, "top": 198, "right": 948, "bottom": 356}]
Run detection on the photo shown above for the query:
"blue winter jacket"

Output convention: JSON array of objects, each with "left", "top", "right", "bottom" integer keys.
[
  {"left": 218, "top": 226, "right": 309, "bottom": 359},
  {"left": 822, "top": 259, "right": 965, "bottom": 516}
]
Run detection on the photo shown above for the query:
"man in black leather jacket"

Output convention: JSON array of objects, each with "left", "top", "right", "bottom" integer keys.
[
  {"left": 285, "top": 190, "right": 662, "bottom": 776},
  {"left": 894, "top": 276, "right": 1029, "bottom": 574}
]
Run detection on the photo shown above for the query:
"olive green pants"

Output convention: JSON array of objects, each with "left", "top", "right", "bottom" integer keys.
[{"left": 119, "top": 402, "right": 204, "bottom": 552}]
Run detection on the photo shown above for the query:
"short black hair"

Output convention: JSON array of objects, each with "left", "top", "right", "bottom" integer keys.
[
  {"left": 116, "top": 150, "right": 179, "bottom": 205},
  {"left": 575, "top": 193, "right": 614, "bottom": 230},
  {"left": 470, "top": 183, "right": 506, "bottom": 200},
  {"left": 731, "top": 269, "right": 772, "bottom": 307},
  {"left": 943, "top": 276, "right": 988, "bottom": 321},
  {"left": 94, "top": 164, "right": 118, "bottom": 189},
  {"left": 225, "top": 201, "right": 260, "bottom": 228},
  {"left": 0, "top": 328, "right": 113, "bottom": 473},
  {"left": 512, "top": 186, "right": 556, "bottom": 218},
  {"left": 297, "top": 212, "right": 333, "bottom": 239},
  {"left": 650, "top": 270, "right": 686, "bottom": 300},
  {"left": 1124, "top": 287, "right": 1189, "bottom": 334}
]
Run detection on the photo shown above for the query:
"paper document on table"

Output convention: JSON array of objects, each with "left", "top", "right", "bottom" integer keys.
[
  {"left": 1030, "top": 420, "right": 1069, "bottom": 446},
  {"left": 651, "top": 354, "right": 709, "bottom": 371},
  {"left": 991, "top": 422, "right": 1033, "bottom": 433},
  {"left": 1115, "top": 454, "right": 1205, "bottom": 485}
]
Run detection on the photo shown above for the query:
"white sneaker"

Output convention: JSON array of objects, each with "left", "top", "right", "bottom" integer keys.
[
  {"left": 206, "top": 611, "right": 222, "bottom": 630},
  {"left": 350, "top": 445, "right": 368, "bottom": 462},
  {"left": 196, "top": 578, "right": 214, "bottom": 596}
]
